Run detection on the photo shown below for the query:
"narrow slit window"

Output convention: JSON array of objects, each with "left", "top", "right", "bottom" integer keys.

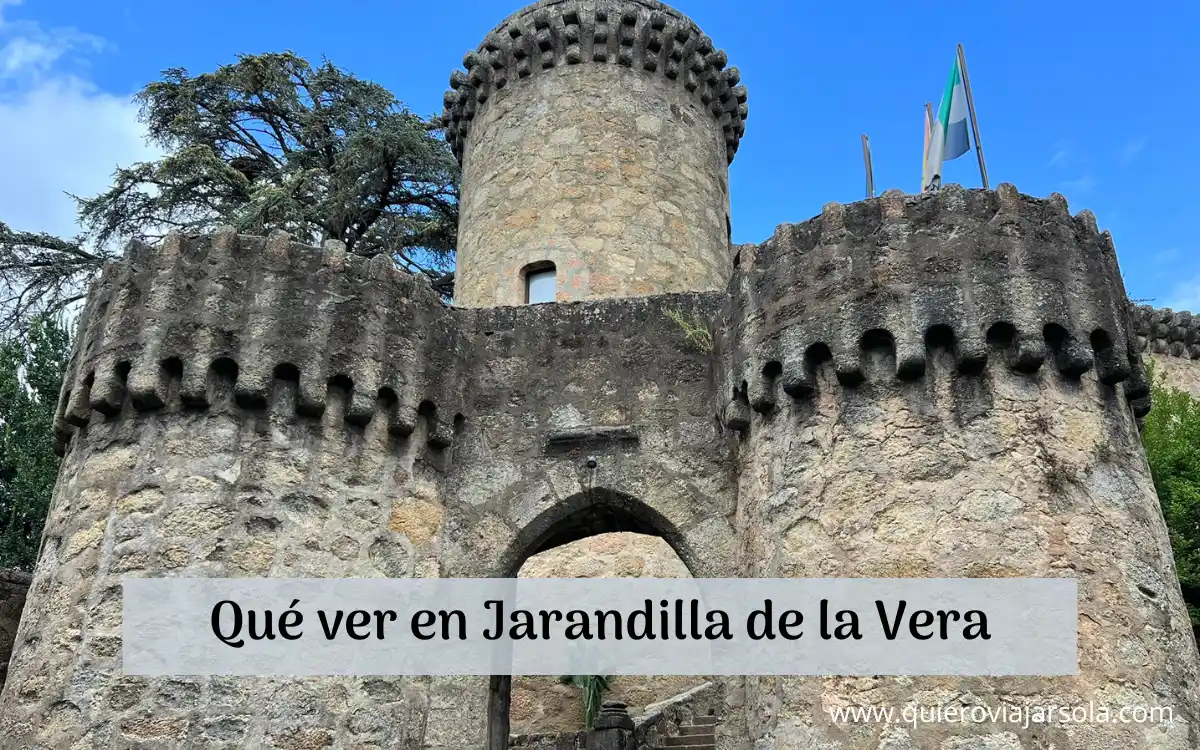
[{"left": 524, "top": 263, "right": 556, "bottom": 304}]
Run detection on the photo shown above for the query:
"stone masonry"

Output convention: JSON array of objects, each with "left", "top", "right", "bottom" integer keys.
[
  {"left": 721, "top": 188, "right": 1195, "bottom": 748},
  {"left": 1131, "top": 305, "right": 1200, "bottom": 399},
  {"left": 0, "top": 226, "right": 734, "bottom": 749},
  {"left": 1, "top": 0, "right": 1199, "bottom": 747},
  {"left": 0, "top": 569, "right": 31, "bottom": 690},
  {"left": 451, "top": 0, "right": 741, "bottom": 307}
]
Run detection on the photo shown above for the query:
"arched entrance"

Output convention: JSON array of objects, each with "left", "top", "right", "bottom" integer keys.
[{"left": 486, "top": 489, "right": 705, "bottom": 749}]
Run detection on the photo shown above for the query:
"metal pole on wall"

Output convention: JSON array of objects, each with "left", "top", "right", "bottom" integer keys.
[
  {"left": 861, "top": 134, "right": 875, "bottom": 199},
  {"left": 957, "top": 43, "right": 990, "bottom": 189},
  {"left": 922, "top": 102, "right": 933, "bottom": 192}
]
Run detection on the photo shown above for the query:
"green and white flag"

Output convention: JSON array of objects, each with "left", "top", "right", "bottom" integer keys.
[{"left": 923, "top": 54, "right": 972, "bottom": 191}]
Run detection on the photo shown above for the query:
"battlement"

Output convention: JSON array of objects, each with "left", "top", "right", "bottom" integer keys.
[
  {"left": 53, "top": 230, "right": 465, "bottom": 456},
  {"left": 1132, "top": 305, "right": 1200, "bottom": 360},
  {"left": 441, "top": 0, "right": 748, "bottom": 164},
  {"left": 720, "top": 184, "right": 1149, "bottom": 428}
]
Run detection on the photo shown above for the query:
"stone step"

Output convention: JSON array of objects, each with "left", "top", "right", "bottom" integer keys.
[
  {"left": 656, "top": 713, "right": 719, "bottom": 749},
  {"left": 662, "top": 735, "right": 716, "bottom": 747}
]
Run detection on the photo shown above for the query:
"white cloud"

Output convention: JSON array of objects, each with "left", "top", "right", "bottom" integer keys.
[
  {"left": 2, "top": 35, "right": 62, "bottom": 75},
  {"left": 1153, "top": 248, "right": 1180, "bottom": 265},
  {"left": 0, "top": 78, "right": 157, "bottom": 238},
  {"left": 1121, "top": 137, "right": 1148, "bottom": 166},
  {"left": 0, "top": 0, "right": 158, "bottom": 240},
  {"left": 1047, "top": 147, "right": 1071, "bottom": 168},
  {"left": 1059, "top": 174, "right": 1096, "bottom": 197},
  {"left": 1166, "top": 274, "right": 1200, "bottom": 313},
  {"left": 0, "top": 0, "right": 104, "bottom": 80}
]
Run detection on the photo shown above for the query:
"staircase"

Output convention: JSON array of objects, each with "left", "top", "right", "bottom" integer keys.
[{"left": 657, "top": 714, "right": 717, "bottom": 748}]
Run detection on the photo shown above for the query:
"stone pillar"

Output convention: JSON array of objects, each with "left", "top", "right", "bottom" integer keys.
[
  {"left": 443, "top": 0, "right": 748, "bottom": 307},
  {"left": 720, "top": 186, "right": 1200, "bottom": 748},
  {"left": 586, "top": 700, "right": 635, "bottom": 750}
]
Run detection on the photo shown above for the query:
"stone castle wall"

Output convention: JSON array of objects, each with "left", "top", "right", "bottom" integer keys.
[
  {"left": 0, "top": 228, "right": 736, "bottom": 748},
  {"left": 1132, "top": 306, "right": 1200, "bottom": 399},
  {"left": 448, "top": 0, "right": 746, "bottom": 307},
  {"left": 517, "top": 532, "right": 688, "bottom": 580},
  {"left": 0, "top": 232, "right": 470, "bottom": 748},
  {"left": 1, "top": 0, "right": 1196, "bottom": 744},
  {"left": 3, "top": 186, "right": 1196, "bottom": 750},
  {"left": 1151, "top": 353, "right": 1200, "bottom": 398},
  {"left": 0, "top": 569, "right": 31, "bottom": 690},
  {"left": 718, "top": 186, "right": 1197, "bottom": 748}
]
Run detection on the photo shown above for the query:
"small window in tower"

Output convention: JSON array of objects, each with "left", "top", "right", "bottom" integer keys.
[{"left": 524, "top": 262, "right": 557, "bottom": 304}]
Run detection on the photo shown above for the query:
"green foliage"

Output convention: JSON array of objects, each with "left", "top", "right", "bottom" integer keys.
[
  {"left": 0, "top": 223, "right": 112, "bottom": 337},
  {"left": 1141, "top": 360, "right": 1200, "bottom": 623},
  {"left": 663, "top": 307, "right": 713, "bottom": 354},
  {"left": 0, "top": 316, "right": 70, "bottom": 571},
  {"left": 2, "top": 51, "right": 459, "bottom": 331},
  {"left": 80, "top": 52, "right": 459, "bottom": 270},
  {"left": 558, "top": 674, "right": 611, "bottom": 730}
]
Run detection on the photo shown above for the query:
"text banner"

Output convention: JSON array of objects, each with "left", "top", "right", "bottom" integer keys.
[{"left": 122, "top": 577, "right": 1077, "bottom": 676}]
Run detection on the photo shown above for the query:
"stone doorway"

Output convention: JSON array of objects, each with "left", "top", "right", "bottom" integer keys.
[
  {"left": 512, "top": 532, "right": 697, "bottom": 734},
  {"left": 485, "top": 491, "right": 706, "bottom": 749}
]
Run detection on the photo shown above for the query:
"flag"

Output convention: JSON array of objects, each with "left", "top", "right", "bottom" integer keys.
[{"left": 923, "top": 54, "right": 972, "bottom": 191}]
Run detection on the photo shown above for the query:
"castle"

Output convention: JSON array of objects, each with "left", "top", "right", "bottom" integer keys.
[{"left": 2, "top": 0, "right": 1200, "bottom": 747}]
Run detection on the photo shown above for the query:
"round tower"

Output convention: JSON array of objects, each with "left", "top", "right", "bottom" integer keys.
[
  {"left": 719, "top": 185, "right": 1200, "bottom": 748},
  {"left": 443, "top": 0, "right": 748, "bottom": 307}
]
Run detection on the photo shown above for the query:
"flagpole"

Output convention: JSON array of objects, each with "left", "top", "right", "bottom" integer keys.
[
  {"left": 861, "top": 134, "right": 875, "bottom": 199},
  {"left": 922, "top": 102, "right": 933, "bottom": 192},
  {"left": 956, "top": 43, "right": 990, "bottom": 189}
]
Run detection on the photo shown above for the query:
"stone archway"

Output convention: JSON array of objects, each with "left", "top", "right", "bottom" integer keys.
[
  {"left": 485, "top": 489, "right": 708, "bottom": 749},
  {"left": 494, "top": 487, "right": 708, "bottom": 580},
  {"left": 512, "top": 532, "right": 695, "bottom": 734}
]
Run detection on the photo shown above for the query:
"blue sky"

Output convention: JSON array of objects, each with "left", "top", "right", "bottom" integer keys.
[{"left": 2, "top": 0, "right": 1197, "bottom": 310}]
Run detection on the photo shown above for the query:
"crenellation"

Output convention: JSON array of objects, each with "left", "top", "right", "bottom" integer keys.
[
  {"left": 52, "top": 232, "right": 464, "bottom": 459},
  {"left": 454, "top": 5, "right": 737, "bottom": 307},
  {"left": 720, "top": 184, "right": 1151, "bottom": 430},
  {"left": 1133, "top": 304, "right": 1200, "bottom": 359},
  {"left": 1129, "top": 304, "right": 1200, "bottom": 400},
  {"left": 442, "top": 0, "right": 747, "bottom": 165}
]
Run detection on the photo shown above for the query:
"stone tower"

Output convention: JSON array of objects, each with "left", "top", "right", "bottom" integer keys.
[
  {"left": 720, "top": 189, "right": 1199, "bottom": 747},
  {"left": 447, "top": 0, "right": 747, "bottom": 307},
  {"left": 1, "top": 0, "right": 1199, "bottom": 748}
]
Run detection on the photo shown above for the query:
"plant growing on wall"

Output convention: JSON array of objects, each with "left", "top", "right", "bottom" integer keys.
[
  {"left": 663, "top": 308, "right": 713, "bottom": 354},
  {"left": 1141, "top": 360, "right": 1200, "bottom": 623},
  {"left": 558, "top": 674, "right": 611, "bottom": 730}
]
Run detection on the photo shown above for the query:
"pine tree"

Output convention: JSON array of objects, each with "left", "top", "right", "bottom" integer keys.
[{"left": 2, "top": 51, "right": 459, "bottom": 333}]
